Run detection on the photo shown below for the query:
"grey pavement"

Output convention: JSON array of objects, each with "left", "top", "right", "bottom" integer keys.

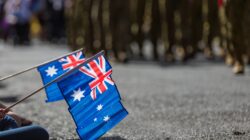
[{"left": 0, "top": 44, "right": 250, "bottom": 140}]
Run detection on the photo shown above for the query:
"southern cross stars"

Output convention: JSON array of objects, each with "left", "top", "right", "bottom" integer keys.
[
  {"left": 71, "top": 88, "right": 85, "bottom": 102},
  {"left": 45, "top": 65, "right": 58, "bottom": 77},
  {"left": 96, "top": 104, "right": 103, "bottom": 111},
  {"left": 93, "top": 115, "right": 110, "bottom": 122},
  {"left": 103, "top": 116, "right": 110, "bottom": 122}
]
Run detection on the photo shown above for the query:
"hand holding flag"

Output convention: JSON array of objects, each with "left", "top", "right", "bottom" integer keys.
[
  {"left": 3, "top": 50, "right": 128, "bottom": 140},
  {"left": 37, "top": 49, "right": 85, "bottom": 102}
]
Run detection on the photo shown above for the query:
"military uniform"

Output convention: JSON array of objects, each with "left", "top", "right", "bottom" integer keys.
[
  {"left": 242, "top": 0, "right": 250, "bottom": 65},
  {"left": 190, "top": 0, "right": 203, "bottom": 58},
  {"left": 226, "top": 0, "right": 247, "bottom": 74},
  {"left": 165, "top": 0, "right": 193, "bottom": 62},
  {"left": 218, "top": 0, "right": 234, "bottom": 66},
  {"left": 109, "top": 0, "right": 131, "bottom": 62}
]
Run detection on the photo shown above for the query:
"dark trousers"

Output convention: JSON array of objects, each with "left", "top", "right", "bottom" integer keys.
[
  {"left": 14, "top": 23, "right": 30, "bottom": 45},
  {"left": 0, "top": 125, "right": 49, "bottom": 140}
]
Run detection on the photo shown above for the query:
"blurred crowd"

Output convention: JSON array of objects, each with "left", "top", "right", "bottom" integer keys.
[
  {"left": 0, "top": 0, "right": 65, "bottom": 45},
  {"left": 0, "top": 0, "right": 250, "bottom": 74}
]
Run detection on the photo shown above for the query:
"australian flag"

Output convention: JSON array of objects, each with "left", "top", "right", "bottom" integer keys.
[
  {"left": 57, "top": 53, "right": 128, "bottom": 140},
  {"left": 37, "top": 50, "right": 85, "bottom": 102}
]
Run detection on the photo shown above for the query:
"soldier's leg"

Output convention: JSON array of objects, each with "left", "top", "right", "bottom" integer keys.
[
  {"left": 223, "top": 2, "right": 235, "bottom": 66},
  {"left": 129, "top": 0, "right": 138, "bottom": 56},
  {"left": 228, "top": 0, "right": 245, "bottom": 74},
  {"left": 165, "top": 0, "right": 177, "bottom": 62},
  {"left": 248, "top": 48, "right": 250, "bottom": 65},
  {"left": 108, "top": 0, "right": 118, "bottom": 60},
  {"left": 225, "top": 23, "right": 235, "bottom": 66},
  {"left": 247, "top": 45, "right": 250, "bottom": 64},
  {"left": 243, "top": 0, "right": 250, "bottom": 65},
  {"left": 86, "top": 0, "right": 95, "bottom": 55},
  {"left": 218, "top": 2, "right": 233, "bottom": 65},
  {"left": 91, "top": 0, "right": 107, "bottom": 54},
  {"left": 158, "top": 0, "right": 168, "bottom": 62},
  {"left": 88, "top": 0, "right": 108, "bottom": 54},
  {"left": 136, "top": 0, "right": 146, "bottom": 58},
  {"left": 90, "top": 0, "right": 99, "bottom": 54},
  {"left": 232, "top": 41, "right": 245, "bottom": 74},
  {"left": 190, "top": 0, "right": 203, "bottom": 58},
  {"left": 206, "top": 0, "right": 220, "bottom": 59},
  {"left": 109, "top": 0, "right": 131, "bottom": 62},
  {"left": 150, "top": 0, "right": 161, "bottom": 60},
  {"left": 179, "top": 0, "right": 193, "bottom": 61},
  {"left": 65, "top": 0, "right": 85, "bottom": 51}
]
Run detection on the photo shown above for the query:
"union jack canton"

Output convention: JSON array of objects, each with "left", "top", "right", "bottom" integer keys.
[
  {"left": 80, "top": 55, "right": 114, "bottom": 100},
  {"left": 37, "top": 51, "right": 85, "bottom": 102}
]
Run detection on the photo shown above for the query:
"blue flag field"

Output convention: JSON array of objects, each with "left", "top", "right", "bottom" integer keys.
[
  {"left": 37, "top": 50, "right": 85, "bottom": 102},
  {"left": 57, "top": 52, "right": 128, "bottom": 140}
]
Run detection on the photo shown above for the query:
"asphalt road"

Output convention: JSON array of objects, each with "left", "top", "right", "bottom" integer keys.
[{"left": 0, "top": 44, "right": 250, "bottom": 140}]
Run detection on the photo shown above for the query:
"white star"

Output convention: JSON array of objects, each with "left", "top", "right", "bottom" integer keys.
[
  {"left": 71, "top": 88, "right": 85, "bottom": 102},
  {"left": 103, "top": 115, "right": 110, "bottom": 122},
  {"left": 96, "top": 104, "right": 103, "bottom": 111},
  {"left": 45, "top": 66, "right": 58, "bottom": 77},
  {"left": 94, "top": 118, "right": 98, "bottom": 122}
]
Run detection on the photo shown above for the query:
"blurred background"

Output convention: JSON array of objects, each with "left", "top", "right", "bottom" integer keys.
[
  {"left": 0, "top": 0, "right": 250, "bottom": 139},
  {"left": 0, "top": 0, "right": 249, "bottom": 74}
]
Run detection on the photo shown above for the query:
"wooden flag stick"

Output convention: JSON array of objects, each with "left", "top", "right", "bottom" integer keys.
[
  {"left": 0, "top": 48, "right": 84, "bottom": 81},
  {"left": 5, "top": 50, "right": 105, "bottom": 111}
]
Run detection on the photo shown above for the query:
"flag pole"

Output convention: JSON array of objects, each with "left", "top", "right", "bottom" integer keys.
[
  {"left": 0, "top": 48, "right": 84, "bottom": 81},
  {"left": 5, "top": 50, "right": 105, "bottom": 111}
]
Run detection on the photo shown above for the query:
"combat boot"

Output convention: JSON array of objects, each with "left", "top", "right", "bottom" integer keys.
[
  {"left": 233, "top": 61, "right": 244, "bottom": 74},
  {"left": 225, "top": 53, "right": 234, "bottom": 66}
]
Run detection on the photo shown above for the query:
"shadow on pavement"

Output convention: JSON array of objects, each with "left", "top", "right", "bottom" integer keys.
[
  {"left": 0, "top": 96, "right": 20, "bottom": 103},
  {"left": 0, "top": 82, "right": 7, "bottom": 89},
  {"left": 64, "top": 136, "right": 126, "bottom": 140},
  {"left": 100, "top": 136, "right": 127, "bottom": 140},
  {"left": 128, "top": 55, "right": 226, "bottom": 69}
]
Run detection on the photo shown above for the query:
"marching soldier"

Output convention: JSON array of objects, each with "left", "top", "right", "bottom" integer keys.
[
  {"left": 129, "top": 0, "right": 160, "bottom": 61},
  {"left": 133, "top": 0, "right": 146, "bottom": 59},
  {"left": 165, "top": 0, "right": 193, "bottom": 62},
  {"left": 65, "top": 0, "right": 86, "bottom": 51},
  {"left": 150, "top": 0, "right": 161, "bottom": 61},
  {"left": 218, "top": 0, "right": 234, "bottom": 66},
  {"left": 200, "top": 0, "right": 219, "bottom": 59},
  {"left": 190, "top": 0, "right": 203, "bottom": 58},
  {"left": 109, "top": 0, "right": 130, "bottom": 62},
  {"left": 226, "top": 0, "right": 247, "bottom": 74},
  {"left": 66, "top": 0, "right": 108, "bottom": 56},
  {"left": 242, "top": 0, "right": 250, "bottom": 65}
]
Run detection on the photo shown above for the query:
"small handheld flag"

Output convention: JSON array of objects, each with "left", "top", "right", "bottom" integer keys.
[
  {"left": 57, "top": 53, "right": 128, "bottom": 140},
  {"left": 4, "top": 50, "right": 128, "bottom": 140},
  {"left": 0, "top": 48, "right": 83, "bottom": 81},
  {"left": 37, "top": 50, "right": 85, "bottom": 102}
]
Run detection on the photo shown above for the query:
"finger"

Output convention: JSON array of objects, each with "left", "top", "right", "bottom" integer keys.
[
  {"left": 3, "top": 108, "right": 9, "bottom": 113},
  {"left": 0, "top": 114, "right": 4, "bottom": 120}
]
